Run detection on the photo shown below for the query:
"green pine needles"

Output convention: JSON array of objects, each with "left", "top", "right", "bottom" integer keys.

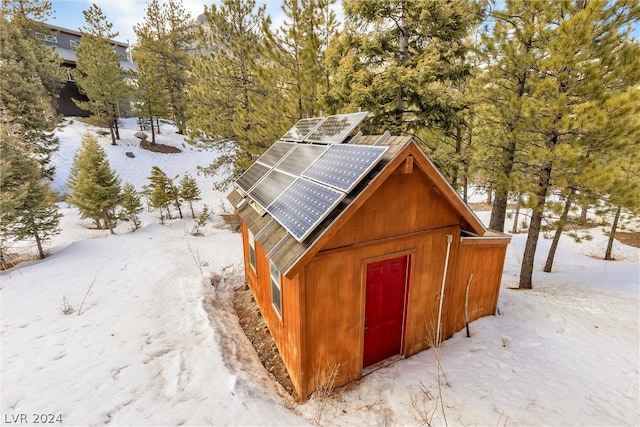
[{"left": 67, "top": 133, "right": 122, "bottom": 233}]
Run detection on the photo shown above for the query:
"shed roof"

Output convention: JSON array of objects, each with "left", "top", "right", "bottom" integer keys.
[{"left": 228, "top": 134, "right": 491, "bottom": 278}]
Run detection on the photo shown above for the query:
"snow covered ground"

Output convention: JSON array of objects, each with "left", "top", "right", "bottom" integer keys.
[{"left": 1, "top": 119, "right": 638, "bottom": 426}]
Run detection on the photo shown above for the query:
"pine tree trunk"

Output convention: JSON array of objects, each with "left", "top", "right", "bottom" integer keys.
[
  {"left": 519, "top": 160, "right": 553, "bottom": 289},
  {"left": 489, "top": 138, "right": 517, "bottom": 232},
  {"left": 190, "top": 201, "right": 195, "bottom": 219},
  {"left": 114, "top": 117, "right": 120, "bottom": 140},
  {"left": 604, "top": 204, "right": 622, "bottom": 260},
  {"left": 510, "top": 198, "right": 521, "bottom": 234},
  {"left": 109, "top": 125, "right": 116, "bottom": 146},
  {"left": 156, "top": 116, "right": 161, "bottom": 134},
  {"left": 543, "top": 191, "right": 574, "bottom": 273},
  {"left": 486, "top": 187, "right": 492, "bottom": 204},
  {"left": 148, "top": 103, "right": 156, "bottom": 145},
  {"left": 580, "top": 203, "right": 588, "bottom": 223},
  {"left": 34, "top": 232, "right": 45, "bottom": 259}
]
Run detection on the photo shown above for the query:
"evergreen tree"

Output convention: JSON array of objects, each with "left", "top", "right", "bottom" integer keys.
[
  {"left": 326, "top": 0, "right": 479, "bottom": 138},
  {"left": 1, "top": 0, "right": 65, "bottom": 99},
  {"left": 514, "top": 1, "right": 640, "bottom": 289},
  {"left": 0, "top": 125, "right": 62, "bottom": 260},
  {"left": 187, "top": 0, "right": 273, "bottom": 187},
  {"left": 477, "top": 0, "right": 544, "bottom": 232},
  {"left": 118, "top": 182, "right": 143, "bottom": 231},
  {"left": 67, "top": 133, "right": 122, "bottom": 232},
  {"left": 133, "top": 0, "right": 193, "bottom": 135},
  {"left": 179, "top": 172, "right": 201, "bottom": 218},
  {"left": 260, "top": 0, "right": 338, "bottom": 125},
  {"left": 146, "top": 166, "right": 173, "bottom": 223},
  {"left": 0, "top": 12, "right": 63, "bottom": 177},
  {"left": 73, "top": 4, "right": 129, "bottom": 145}
]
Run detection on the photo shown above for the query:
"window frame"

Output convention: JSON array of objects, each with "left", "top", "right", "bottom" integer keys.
[
  {"left": 247, "top": 228, "right": 256, "bottom": 272},
  {"left": 69, "top": 39, "right": 80, "bottom": 48},
  {"left": 269, "top": 260, "right": 282, "bottom": 319}
]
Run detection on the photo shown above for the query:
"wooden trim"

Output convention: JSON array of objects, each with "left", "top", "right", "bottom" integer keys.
[
  {"left": 401, "top": 155, "right": 414, "bottom": 174},
  {"left": 459, "top": 236, "right": 512, "bottom": 247}
]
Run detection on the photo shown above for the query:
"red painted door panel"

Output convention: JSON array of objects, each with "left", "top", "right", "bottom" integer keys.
[{"left": 363, "top": 255, "right": 409, "bottom": 368}]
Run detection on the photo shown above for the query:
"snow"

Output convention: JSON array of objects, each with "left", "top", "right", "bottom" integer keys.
[{"left": 2, "top": 118, "right": 638, "bottom": 426}]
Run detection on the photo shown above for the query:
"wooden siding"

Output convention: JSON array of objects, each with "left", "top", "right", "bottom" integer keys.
[
  {"left": 241, "top": 222, "right": 305, "bottom": 398},
  {"left": 302, "top": 226, "right": 460, "bottom": 396},
  {"left": 443, "top": 239, "right": 508, "bottom": 337}
]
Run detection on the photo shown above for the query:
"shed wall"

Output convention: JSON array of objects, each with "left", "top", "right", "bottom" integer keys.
[
  {"left": 241, "top": 222, "right": 304, "bottom": 398},
  {"left": 303, "top": 226, "right": 460, "bottom": 396},
  {"left": 443, "top": 240, "right": 509, "bottom": 336}
]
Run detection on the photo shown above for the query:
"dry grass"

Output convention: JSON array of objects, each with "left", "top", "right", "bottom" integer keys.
[{"left": 616, "top": 232, "right": 640, "bottom": 248}]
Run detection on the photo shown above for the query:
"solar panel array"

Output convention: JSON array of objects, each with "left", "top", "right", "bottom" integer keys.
[
  {"left": 235, "top": 111, "right": 388, "bottom": 242},
  {"left": 267, "top": 178, "right": 344, "bottom": 241},
  {"left": 302, "top": 144, "right": 387, "bottom": 193},
  {"left": 281, "top": 117, "right": 324, "bottom": 142},
  {"left": 305, "top": 111, "right": 369, "bottom": 144}
]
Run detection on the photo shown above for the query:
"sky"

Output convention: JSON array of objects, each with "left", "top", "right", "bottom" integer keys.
[{"left": 46, "top": 0, "right": 341, "bottom": 46}]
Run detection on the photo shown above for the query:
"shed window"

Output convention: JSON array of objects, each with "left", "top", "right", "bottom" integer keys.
[
  {"left": 247, "top": 229, "right": 256, "bottom": 271},
  {"left": 270, "top": 260, "right": 282, "bottom": 318}
]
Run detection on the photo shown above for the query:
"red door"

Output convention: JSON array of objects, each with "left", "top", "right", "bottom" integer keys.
[{"left": 363, "top": 255, "right": 409, "bottom": 368}]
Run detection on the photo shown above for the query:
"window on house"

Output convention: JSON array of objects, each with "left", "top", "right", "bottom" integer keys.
[
  {"left": 247, "top": 229, "right": 256, "bottom": 271},
  {"left": 270, "top": 260, "right": 282, "bottom": 318},
  {"left": 45, "top": 35, "right": 57, "bottom": 43},
  {"left": 69, "top": 39, "right": 80, "bottom": 48}
]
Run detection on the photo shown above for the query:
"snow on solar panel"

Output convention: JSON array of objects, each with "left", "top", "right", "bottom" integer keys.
[
  {"left": 274, "top": 144, "right": 328, "bottom": 176},
  {"left": 304, "top": 112, "right": 369, "bottom": 144},
  {"left": 301, "top": 144, "right": 387, "bottom": 193},
  {"left": 267, "top": 177, "right": 345, "bottom": 242},
  {"left": 280, "top": 117, "right": 325, "bottom": 142},
  {"left": 247, "top": 169, "right": 296, "bottom": 209},
  {"left": 235, "top": 161, "right": 270, "bottom": 193}
]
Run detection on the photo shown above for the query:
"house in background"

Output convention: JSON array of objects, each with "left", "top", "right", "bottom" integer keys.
[
  {"left": 38, "top": 24, "right": 136, "bottom": 117},
  {"left": 227, "top": 112, "right": 511, "bottom": 401}
]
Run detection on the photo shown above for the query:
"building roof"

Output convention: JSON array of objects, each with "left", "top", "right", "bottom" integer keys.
[{"left": 228, "top": 133, "right": 493, "bottom": 278}]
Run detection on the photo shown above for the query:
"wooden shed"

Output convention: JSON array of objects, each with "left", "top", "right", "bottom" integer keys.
[{"left": 226, "top": 113, "right": 511, "bottom": 400}]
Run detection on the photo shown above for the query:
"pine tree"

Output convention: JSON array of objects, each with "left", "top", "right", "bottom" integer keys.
[
  {"left": 67, "top": 133, "right": 122, "bottom": 232},
  {"left": 326, "top": 0, "right": 479, "bottom": 137},
  {"left": 118, "top": 182, "right": 143, "bottom": 231},
  {"left": 146, "top": 166, "right": 173, "bottom": 224},
  {"left": 477, "top": 0, "right": 544, "bottom": 232},
  {"left": 187, "top": 0, "right": 273, "bottom": 187},
  {"left": 0, "top": 125, "right": 62, "bottom": 260},
  {"left": 514, "top": 1, "right": 640, "bottom": 289},
  {"left": 179, "top": 172, "right": 201, "bottom": 218},
  {"left": 0, "top": 11, "right": 63, "bottom": 177},
  {"left": 260, "top": 0, "right": 338, "bottom": 124},
  {"left": 72, "top": 4, "right": 129, "bottom": 145},
  {"left": 133, "top": 0, "right": 193, "bottom": 135}
]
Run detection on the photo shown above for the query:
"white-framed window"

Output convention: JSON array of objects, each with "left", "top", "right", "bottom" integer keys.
[
  {"left": 247, "top": 228, "right": 256, "bottom": 271},
  {"left": 69, "top": 39, "right": 80, "bottom": 48},
  {"left": 269, "top": 260, "right": 282, "bottom": 318}
]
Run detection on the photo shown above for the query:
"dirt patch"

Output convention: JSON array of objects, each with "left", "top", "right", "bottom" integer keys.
[
  {"left": 140, "top": 140, "right": 182, "bottom": 154},
  {"left": 616, "top": 232, "right": 640, "bottom": 248},
  {"left": 232, "top": 284, "right": 297, "bottom": 399}
]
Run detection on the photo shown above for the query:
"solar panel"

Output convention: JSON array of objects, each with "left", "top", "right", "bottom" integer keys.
[
  {"left": 259, "top": 141, "right": 296, "bottom": 166},
  {"left": 247, "top": 169, "right": 296, "bottom": 209},
  {"left": 304, "top": 112, "right": 369, "bottom": 144},
  {"left": 267, "top": 178, "right": 345, "bottom": 242},
  {"left": 281, "top": 117, "right": 325, "bottom": 142},
  {"left": 302, "top": 144, "right": 387, "bottom": 193},
  {"left": 235, "top": 161, "right": 270, "bottom": 193},
  {"left": 274, "top": 144, "right": 328, "bottom": 176}
]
